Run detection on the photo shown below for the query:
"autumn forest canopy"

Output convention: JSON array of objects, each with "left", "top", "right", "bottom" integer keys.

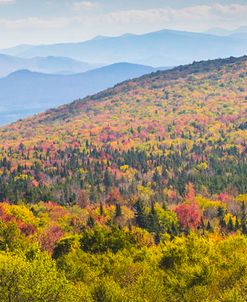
[{"left": 0, "top": 56, "right": 247, "bottom": 301}]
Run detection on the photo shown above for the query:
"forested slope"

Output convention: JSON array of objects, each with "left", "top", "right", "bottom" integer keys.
[
  {"left": 0, "top": 56, "right": 246, "bottom": 301},
  {"left": 0, "top": 56, "right": 246, "bottom": 203}
]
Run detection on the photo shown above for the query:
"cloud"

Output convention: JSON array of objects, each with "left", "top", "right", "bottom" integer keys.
[
  {"left": 103, "top": 4, "right": 247, "bottom": 31},
  {"left": 0, "top": 3, "right": 246, "bottom": 33},
  {"left": 1, "top": 2, "right": 247, "bottom": 48},
  {"left": 0, "top": 17, "right": 70, "bottom": 30},
  {"left": 209, "top": 3, "right": 247, "bottom": 20},
  {"left": 0, "top": 0, "right": 15, "bottom": 5},
  {"left": 72, "top": 1, "right": 100, "bottom": 12}
]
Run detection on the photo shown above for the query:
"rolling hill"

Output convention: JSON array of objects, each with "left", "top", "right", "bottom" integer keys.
[
  {"left": 0, "top": 53, "right": 98, "bottom": 77},
  {"left": 0, "top": 56, "right": 246, "bottom": 205},
  {"left": 2, "top": 29, "right": 247, "bottom": 66},
  {"left": 0, "top": 56, "right": 247, "bottom": 302},
  {"left": 0, "top": 62, "right": 157, "bottom": 125}
]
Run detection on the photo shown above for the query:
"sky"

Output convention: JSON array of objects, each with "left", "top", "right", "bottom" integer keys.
[{"left": 0, "top": 0, "right": 247, "bottom": 48}]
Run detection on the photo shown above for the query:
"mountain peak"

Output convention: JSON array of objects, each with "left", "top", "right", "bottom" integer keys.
[
  {"left": 92, "top": 35, "right": 108, "bottom": 41},
  {"left": 6, "top": 69, "right": 33, "bottom": 77}
]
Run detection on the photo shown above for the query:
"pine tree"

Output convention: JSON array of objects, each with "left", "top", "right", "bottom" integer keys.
[
  {"left": 240, "top": 202, "right": 247, "bottom": 234},
  {"left": 87, "top": 216, "right": 95, "bottom": 228},
  {"left": 134, "top": 200, "right": 147, "bottom": 229},
  {"left": 220, "top": 217, "right": 226, "bottom": 229},
  {"left": 217, "top": 206, "right": 225, "bottom": 218},
  {"left": 206, "top": 221, "right": 213, "bottom": 232},
  {"left": 115, "top": 204, "right": 122, "bottom": 217},
  {"left": 103, "top": 170, "right": 111, "bottom": 192},
  {"left": 100, "top": 202, "right": 104, "bottom": 216},
  {"left": 147, "top": 203, "right": 161, "bottom": 244},
  {"left": 227, "top": 217, "right": 234, "bottom": 232},
  {"left": 218, "top": 206, "right": 226, "bottom": 230},
  {"left": 235, "top": 218, "right": 240, "bottom": 231}
]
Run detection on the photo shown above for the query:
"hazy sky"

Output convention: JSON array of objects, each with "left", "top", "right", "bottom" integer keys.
[{"left": 0, "top": 0, "right": 247, "bottom": 48}]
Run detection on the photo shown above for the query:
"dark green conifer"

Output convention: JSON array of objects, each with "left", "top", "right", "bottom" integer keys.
[
  {"left": 134, "top": 200, "right": 147, "bottom": 229},
  {"left": 87, "top": 216, "right": 95, "bottom": 228}
]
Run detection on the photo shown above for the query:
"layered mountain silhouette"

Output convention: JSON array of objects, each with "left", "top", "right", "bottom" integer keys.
[
  {"left": 0, "top": 62, "right": 160, "bottom": 125},
  {"left": 206, "top": 26, "right": 247, "bottom": 36},
  {"left": 2, "top": 29, "right": 247, "bottom": 66},
  {"left": 0, "top": 54, "right": 98, "bottom": 77}
]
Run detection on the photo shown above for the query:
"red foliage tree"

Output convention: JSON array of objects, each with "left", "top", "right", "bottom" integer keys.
[
  {"left": 174, "top": 203, "right": 202, "bottom": 230},
  {"left": 39, "top": 225, "right": 64, "bottom": 253},
  {"left": 106, "top": 188, "right": 123, "bottom": 205}
]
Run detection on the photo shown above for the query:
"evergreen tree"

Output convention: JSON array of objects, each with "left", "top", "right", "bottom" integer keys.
[
  {"left": 227, "top": 217, "right": 234, "bottom": 232},
  {"left": 115, "top": 204, "right": 122, "bottom": 217},
  {"left": 103, "top": 170, "right": 111, "bottom": 192},
  {"left": 87, "top": 216, "right": 95, "bottom": 228},
  {"left": 218, "top": 206, "right": 226, "bottom": 230},
  {"left": 220, "top": 218, "right": 226, "bottom": 229},
  {"left": 235, "top": 218, "right": 240, "bottom": 231},
  {"left": 134, "top": 200, "right": 148, "bottom": 229},
  {"left": 147, "top": 203, "right": 161, "bottom": 244},
  {"left": 240, "top": 202, "right": 247, "bottom": 234},
  {"left": 206, "top": 221, "right": 213, "bottom": 232},
  {"left": 100, "top": 202, "right": 104, "bottom": 216}
]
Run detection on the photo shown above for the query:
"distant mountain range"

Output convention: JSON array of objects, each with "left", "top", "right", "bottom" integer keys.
[
  {"left": 1, "top": 28, "right": 247, "bottom": 126},
  {"left": 0, "top": 54, "right": 99, "bottom": 77},
  {"left": 0, "top": 62, "right": 160, "bottom": 125},
  {"left": 205, "top": 26, "right": 247, "bottom": 37},
  {"left": 1, "top": 29, "right": 247, "bottom": 66}
]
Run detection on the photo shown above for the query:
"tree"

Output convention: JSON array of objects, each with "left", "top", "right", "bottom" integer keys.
[
  {"left": 217, "top": 206, "right": 226, "bottom": 230},
  {"left": 174, "top": 203, "right": 202, "bottom": 230},
  {"left": 115, "top": 204, "right": 122, "bottom": 218},
  {"left": 104, "top": 170, "right": 111, "bottom": 192},
  {"left": 80, "top": 226, "right": 132, "bottom": 254},
  {"left": 106, "top": 188, "right": 123, "bottom": 205},
  {"left": 92, "top": 277, "right": 125, "bottom": 302},
  {"left": 53, "top": 236, "right": 79, "bottom": 259},
  {"left": 76, "top": 190, "right": 88, "bottom": 209},
  {"left": 240, "top": 202, "right": 247, "bottom": 234},
  {"left": 206, "top": 221, "right": 213, "bottom": 232},
  {"left": 227, "top": 216, "right": 234, "bottom": 232},
  {"left": 100, "top": 202, "right": 104, "bottom": 216},
  {"left": 134, "top": 200, "right": 148, "bottom": 229},
  {"left": 147, "top": 203, "right": 161, "bottom": 243},
  {"left": 185, "top": 182, "right": 196, "bottom": 201},
  {"left": 0, "top": 252, "right": 75, "bottom": 302},
  {"left": 87, "top": 216, "right": 95, "bottom": 228}
]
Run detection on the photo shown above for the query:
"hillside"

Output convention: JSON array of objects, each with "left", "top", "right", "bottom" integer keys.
[
  {"left": 0, "top": 56, "right": 247, "bottom": 302},
  {"left": 2, "top": 29, "right": 247, "bottom": 66},
  {"left": 0, "top": 56, "right": 246, "bottom": 204},
  {"left": 0, "top": 62, "right": 157, "bottom": 125},
  {"left": 0, "top": 54, "right": 96, "bottom": 77}
]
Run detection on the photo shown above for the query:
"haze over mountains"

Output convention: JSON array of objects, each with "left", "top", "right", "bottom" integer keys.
[
  {"left": 0, "top": 28, "right": 247, "bottom": 126},
  {"left": 2, "top": 29, "right": 247, "bottom": 67},
  {"left": 0, "top": 54, "right": 99, "bottom": 77},
  {"left": 206, "top": 26, "right": 247, "bottom": 37},
  {"left": 0, "top": 63, "right": 158, "bottom": 125}
]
